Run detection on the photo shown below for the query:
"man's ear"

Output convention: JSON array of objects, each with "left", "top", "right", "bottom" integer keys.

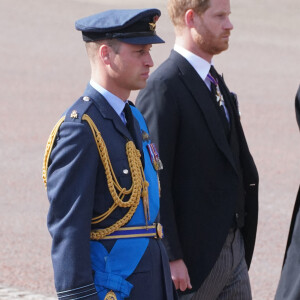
[
  {"left": 185, "top": 9, "right": 196, "bottom": 28},
  {"left": 99, "top": 44, "right": 110, "bottom": 65}
]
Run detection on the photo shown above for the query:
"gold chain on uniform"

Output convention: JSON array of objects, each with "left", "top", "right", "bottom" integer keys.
[{"left": 42, "top": 114, "right": 149, "bottom": 240}]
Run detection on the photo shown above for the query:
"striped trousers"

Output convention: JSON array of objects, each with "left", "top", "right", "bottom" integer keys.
[{"left": 179, "top": 228, "right": 252, "bottom": 300}]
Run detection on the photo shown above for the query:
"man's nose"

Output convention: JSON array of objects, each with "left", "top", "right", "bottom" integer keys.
[
  {"left": 145, "top": 53, "right": 154, "bottom": 67},
  {"left": 225, "top": 17, "right": 233, "bottom": 31}
]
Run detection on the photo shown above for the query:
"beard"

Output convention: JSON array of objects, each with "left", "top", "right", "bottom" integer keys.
[{"left": 194, "top": 26, "right": 230, "bottom": 56}]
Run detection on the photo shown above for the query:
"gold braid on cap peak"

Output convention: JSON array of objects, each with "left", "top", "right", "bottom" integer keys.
[{"left": 42, "top": 114, "right": 149, "bottom": 240}]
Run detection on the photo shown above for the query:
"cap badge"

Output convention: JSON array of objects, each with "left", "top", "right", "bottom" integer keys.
[
  {"left": 149, "top": 15, "right": 158, "bottom": 31},
  {"left": 149, "top": 22, "right": 156, "bottom": 31},
  {"left": 70, "top": 110, "right": 78, "bottom": 119}
]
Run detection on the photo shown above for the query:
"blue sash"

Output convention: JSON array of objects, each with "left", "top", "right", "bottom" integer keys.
[{"left": 90, "top": 107, "right": 160, "bottom": 299}]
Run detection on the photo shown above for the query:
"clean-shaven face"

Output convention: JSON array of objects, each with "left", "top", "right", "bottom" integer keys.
[{"left": 108, "top": 43, "right": 154, "bottom": 94}]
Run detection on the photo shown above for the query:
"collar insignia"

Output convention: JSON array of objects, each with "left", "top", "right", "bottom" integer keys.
[{"left": 70, "top": 110, "right": 78, "bottom": 119}]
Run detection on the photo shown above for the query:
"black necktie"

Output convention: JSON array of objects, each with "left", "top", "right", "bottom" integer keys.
[
  {"left": 123, "top": 103, "right": 135, "bottom": 137},
  {"left": 123, "top": 103, "right": 145, "bottom": 167},
  {"left": 209, "top": 65, "right": 218, "bottom": 79}
]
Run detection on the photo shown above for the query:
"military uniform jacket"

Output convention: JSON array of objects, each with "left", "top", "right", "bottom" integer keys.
[
  {"left": 46, "top": 84, "right": 176, "bottom": 300},
  {"left": 136, "top": 50, "right": 259, "bottom": 293}
]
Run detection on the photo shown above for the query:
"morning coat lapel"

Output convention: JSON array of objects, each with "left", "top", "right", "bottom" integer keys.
[
  {"left": 170, "top": 51, "right": 238, "bottom": 175},
  {"left": 82, "top": 84, "right": 144, "bottom": 157}
]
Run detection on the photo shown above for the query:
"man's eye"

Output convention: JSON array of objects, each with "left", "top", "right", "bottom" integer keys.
[
  {"left": 136, "top": 48, "right": 151, "bottom": 55},
  {"left": 217, "top": 14, "right": 226, "bottom": 18}
]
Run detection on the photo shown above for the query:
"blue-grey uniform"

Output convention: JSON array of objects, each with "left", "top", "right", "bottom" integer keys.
[{"left": 43, "top": 9, "right": 177, "bottom": 300}]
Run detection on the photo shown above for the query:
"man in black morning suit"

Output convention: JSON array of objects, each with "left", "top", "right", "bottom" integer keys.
[
  {"left": 275, "top": 85, "right": 300, "bottom": 300},
  {"left": 136, "top": 0, "right": 259, "bottom": 299}
]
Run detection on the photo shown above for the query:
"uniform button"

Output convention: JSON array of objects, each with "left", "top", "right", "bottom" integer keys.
[
  {"left": 123, "top": 169, "right": 129, "bottom": 174},
  {"left": 83, "top": 96, "right": 90, "bottom": 101}
]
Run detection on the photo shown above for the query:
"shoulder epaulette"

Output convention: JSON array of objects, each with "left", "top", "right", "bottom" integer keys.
[
  {"left": 42, "top": 96, "right": 93, "bottom": 187},
  {"left": 64, "top": 96, "right": 93, "bottom": 123}
]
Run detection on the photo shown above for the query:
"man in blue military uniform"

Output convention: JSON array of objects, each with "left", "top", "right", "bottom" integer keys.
[{"left": 42, "top": 9, "right": 177, "bottom": 300}]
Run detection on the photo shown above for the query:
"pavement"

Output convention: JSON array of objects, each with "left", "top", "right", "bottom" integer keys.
[
  {"left": 0, "top": 286, "right": 55, "bottom": 300},
  {"left": 0, "top": 0, "right": 299, "bottom": 299}
]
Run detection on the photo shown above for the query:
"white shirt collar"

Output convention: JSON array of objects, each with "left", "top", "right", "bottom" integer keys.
[
  {"left": 174, "top": 44, "right": 212, "bottom": 82},
  {"left": 90, "top": 80, "right": 126, "bottom": 120}
]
